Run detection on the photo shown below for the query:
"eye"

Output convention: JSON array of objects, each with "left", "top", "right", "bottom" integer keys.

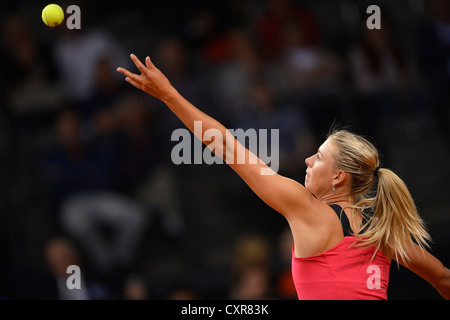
[{"left": 316, "top": 153, "right": 320, "bottom": 160}]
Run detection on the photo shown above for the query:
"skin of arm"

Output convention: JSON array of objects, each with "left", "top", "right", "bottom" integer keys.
[{"left": 397, "top": 241, "right": 450, "bottom": 300}]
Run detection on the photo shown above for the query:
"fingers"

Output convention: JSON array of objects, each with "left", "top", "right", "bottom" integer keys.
[
  {"left": 145, "top": 56, "right": 155, "bottom": 69},
  {"left": 116, "top": 63, "right": 142, "bottom": 90},
  {"left": 125, "top": 76, "right": 142, "bottom": 90},
  {"left": 117, "top": 54, "right": 157, "bottom": 91},
  {"left": 130, "top": 53, "right": 148, "bottom": 75},
  {"left": 116, "top": 66, "right": 138, "bottom": 80},
  {"left": 117, "top": 54, "right": 155, "bottom": 76}
]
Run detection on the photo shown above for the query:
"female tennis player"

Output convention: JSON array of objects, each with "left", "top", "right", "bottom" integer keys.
[{"left": 117, "top": 54, "right": 450, "bottom": 300}]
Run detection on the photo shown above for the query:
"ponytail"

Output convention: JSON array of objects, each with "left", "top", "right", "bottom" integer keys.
[{"left": 356, "top": 168, "right": 431, "bottom": 263}]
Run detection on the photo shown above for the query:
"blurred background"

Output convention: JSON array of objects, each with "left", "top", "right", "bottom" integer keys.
[{"left": 0, "top": 0, "right": 449, "bottom": 300}]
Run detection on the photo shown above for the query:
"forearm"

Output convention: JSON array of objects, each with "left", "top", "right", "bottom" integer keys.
[
  {"left": 400, "top": 243, "right": 450, "bottom": 300},
  {"left": 435, "top": 267, "right": 450, "bottom": 300},
  {"left": 162, "top": 89, "right": 225, "bottom": 140},
  {"left": 163, "top": 88, "right": 266, "bottom": 173},
  {"left": 162, "top": 88, "right": 232, "bottom": 160}
]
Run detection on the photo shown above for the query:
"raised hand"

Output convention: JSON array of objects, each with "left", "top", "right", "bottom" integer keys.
[{"left": 116, "top": 54, "right": 176, "bottom": 102}]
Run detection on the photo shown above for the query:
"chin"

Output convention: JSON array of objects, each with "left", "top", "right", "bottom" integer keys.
[
  {"left": 304, "top": 175, "right": 310, "bottom": 189},
  {"left": 304, "top": 180, "right": 315, "bottom": 196}
]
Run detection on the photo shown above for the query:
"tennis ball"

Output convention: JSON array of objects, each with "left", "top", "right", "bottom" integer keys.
[{"left": 42, "top": 4, "right": 64, "bottom": 27}]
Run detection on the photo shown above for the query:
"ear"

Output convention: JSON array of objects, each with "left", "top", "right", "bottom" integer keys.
[{"left": 332, "top": 170, "right": 347, "bottom": 187}]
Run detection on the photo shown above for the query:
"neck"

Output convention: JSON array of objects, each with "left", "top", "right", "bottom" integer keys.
[{"left": 320, "top": 193, "right": 354, "bottom": 206}]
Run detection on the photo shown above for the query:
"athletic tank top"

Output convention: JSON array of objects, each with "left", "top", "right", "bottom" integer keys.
[{"left": 291, "top": 204, "right": 391, "bottom": 300}]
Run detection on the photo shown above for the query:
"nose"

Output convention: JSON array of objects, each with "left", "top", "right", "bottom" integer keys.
[{"left": 305, "top": 155, "right": 313, "bottom": 168}]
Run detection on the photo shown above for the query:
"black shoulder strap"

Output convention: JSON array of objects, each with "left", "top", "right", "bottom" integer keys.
[{"left": 329, "top": 204, "right": 353, "bottom": 237}]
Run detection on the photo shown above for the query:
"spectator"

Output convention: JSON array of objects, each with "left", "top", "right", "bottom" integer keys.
[
  {"left": 167, "top": 286, "right": 201, "bottom": 300},
  {"left": 256, "top": 0, "right": 321, "bottom": 62},
  {"left": 60, "top": 190, "right": 149, "bottom": 276},
  {"left": 0, "top": 13, "right": 64, "bottom": 125},
  {"left": 274, "top": 228, "right": 297, "bottom": 299},
  {"left": 231, "top": 77, "right": 316, "bottom": 178},
  {"left": 40, "top": 109, "right": 114, "bottom": 224},
  {"left": 82, "top": 56, "right": 129, "bottom": 120},
  {"left": 209, "top": 28, "right": 275, "bottom": 122},
  {"left": 279, "top": 19, "right": 342, "bottom": 97},
  {"left": 229, "top": 264, "right": 274, "bottom": 300},
  {"left": 228, "top": 234, "right": 275, "bottom": 299},
  {"left": 53, "top": 25, "right": 130, "bottom": 113},
  {"left": 122, "top": 274, "right": 150, "bottom": 300},
  {"left": 348, "top": 18, "right": 411, "bottom": 96},
  {"left": 43, "top": 236, "right": 109, "bottom": 300},
  {"left": 110, "top": 93, "right": 185, "bottom": 236},
  {"left": 110, "top": 94, "right": 163, "bottom": 196},
  {"left": 40, "top": 108, "right": 149, "bottom": 277},
  {"left": 347, "top": 17, "right": 413, "bottom": 140},
  {"left": 416, "top": 0, "right": 450, "bottom": 140}
]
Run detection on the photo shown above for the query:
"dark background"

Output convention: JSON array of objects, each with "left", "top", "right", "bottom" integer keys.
[{"left": 0, "top": 0, "right": 449, "bottom": 300}]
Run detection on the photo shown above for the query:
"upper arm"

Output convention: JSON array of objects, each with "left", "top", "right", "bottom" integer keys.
[{"left": 225, "top": 132, "right": 316, "bottom": 221}]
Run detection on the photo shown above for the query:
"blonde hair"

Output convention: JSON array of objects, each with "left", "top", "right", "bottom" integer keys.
[{"left": 327, "top": 129, "right": 431, "bottom": 263}]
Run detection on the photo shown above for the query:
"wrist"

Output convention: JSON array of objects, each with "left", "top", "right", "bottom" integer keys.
[{"left": 161, "top": 87, "right": 180, "bottom": 104}]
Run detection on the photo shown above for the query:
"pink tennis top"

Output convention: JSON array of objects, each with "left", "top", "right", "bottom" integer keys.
[{"left": 291, "top": 205, "right": 391, "bottom": 300}]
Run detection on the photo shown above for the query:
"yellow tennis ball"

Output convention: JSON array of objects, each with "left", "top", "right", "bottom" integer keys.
[{"left": 42, "top": 4, "right": 64, "bottom": 27}]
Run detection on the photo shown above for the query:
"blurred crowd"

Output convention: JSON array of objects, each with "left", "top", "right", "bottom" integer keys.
[{"left": 0, "top": 0, "right": 449, "bottom": 299}]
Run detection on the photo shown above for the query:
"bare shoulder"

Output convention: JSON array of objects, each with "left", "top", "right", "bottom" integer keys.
[{"left": 288, "top": 200, "right": 344, "bottom": 258}]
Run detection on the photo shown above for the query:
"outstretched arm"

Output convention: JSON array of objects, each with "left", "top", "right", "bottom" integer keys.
[
  {"left": 116, "top": 54, "right": 316, "bottom": 219},
  {"left": 397, "top": 240, "right": 450, "bottom": 299}
]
